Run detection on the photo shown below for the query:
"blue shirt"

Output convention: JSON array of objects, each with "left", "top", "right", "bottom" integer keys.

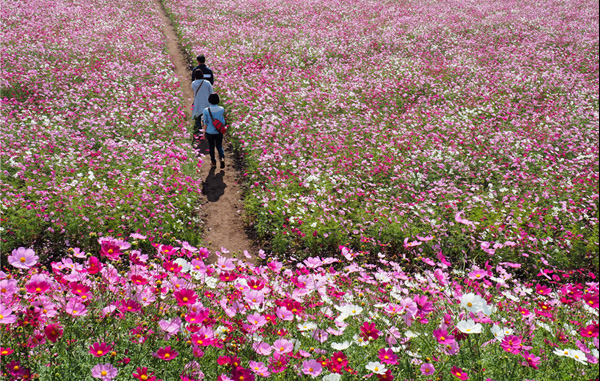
[{"left": 203, "top": 105, "right": 226, "bottom": 134}]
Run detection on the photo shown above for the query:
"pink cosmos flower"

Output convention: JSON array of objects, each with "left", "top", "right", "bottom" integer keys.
[
  {"left": 8, "top": 247, "right": 38, "bottom": 269},
  {"left": 468, "top": 269, "right": 487, "bottom": 280},
  {"left": 174, "top": 289, "right": 197, "bottom": 306},
  {"left": 403, "top": 237, "right": 422, "bottom": 248},
  {"left": 0, "top": 279, "right": 18, "bottom": 298},
  {"left": 158, "top": 317, "right": 181, "bottom": 339},
  {"left": 302, "top": 359, "right": 322, "bottom": 377},
  {"left": 247, "top": 313, "right": 267, "bottom": 329},
  {"left": 91, "top": 363, "right": 118, "bottom": 380},
  {"left": 455, "top": 211, "right": 475, "bottom": 227},
  {"left": 44, "top": 324, "right": 63, "bottom": 343},
  {"left": 65, "top": 298, "right": 87, "bottom": 317},
  {"left": 521, "top": 350, "right": 540, "bottom": 369},
  {"left": 89, "top": 342, "right": 113, "bottom": 357},
  {"left": 249, "top": 361, "right": 269, "bottom": 374},
  {"left": 153, "top": 346, "right": 178, "bottom": 361},
  {"left": 276, "top": 307, "right": 293, "bottom": 321},
  {"left": 437, "top": 251, "right": 452, "bottom": 266},
  {"left": 0, "top": 304, "right": 17, "bottom": 324},
  {"left": 421, "top": 363, "right": 435, "bottom": 375},
  {"left": 272, "top": 339, "right": 293, "bottom": 354},
  {"left": 253, "top": 342, "right": 273, "bottom": 356}
]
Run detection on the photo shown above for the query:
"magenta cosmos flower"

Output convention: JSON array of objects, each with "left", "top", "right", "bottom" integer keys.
[
  {"left": 451, "top": 366, "right": 469, "bottom": 380},
  {"left": 360, "top": 322, "right": 380, "bottom": 341},
  {"left": 8, "top": 248, "right": 38, "bottom": 269},
  {"left": 174, "top": 289, "right": 197, "bottom": 306},
  {"left": 89, "top": 342, "right": 113, "bottom": 357},
  {"left": 302, "top": 359, "right": 323, "bottom": 377},
  {"left": 153, "top": 346, "right": 178, "bottom": 361},
  {"left": 44, "top": 324, "right": 63, "bottom": 343},
  {"left": 25, "top": 275, "right": 51, "bottom": 294},
  {"left": 378, "top": 348, "right": 398, "bottom": 365},
  {"left": 91, "top": 363, "right": 118, "bottom": 380},
  {"left": 433, "top": 329, "right": 455, "bottom": 346}
]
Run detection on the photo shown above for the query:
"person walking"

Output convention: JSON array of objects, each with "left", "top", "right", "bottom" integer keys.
[
  {"left": 192, "top": 70, "right": 213, "bottom": 138},
  {"left": 191, "top": 54, "right": 214, "bottom": 85},
  {"left": 203, "top": 93, "right": 227, "bottom": 169}
]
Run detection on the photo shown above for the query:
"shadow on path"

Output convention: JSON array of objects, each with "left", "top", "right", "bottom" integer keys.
[{"left": 203, "top": 167, "right": 227, "bottom": 202}]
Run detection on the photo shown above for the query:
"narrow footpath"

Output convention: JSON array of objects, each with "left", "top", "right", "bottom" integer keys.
[{"left": 153, "top": 0, "right": 254, "bottom": 260}]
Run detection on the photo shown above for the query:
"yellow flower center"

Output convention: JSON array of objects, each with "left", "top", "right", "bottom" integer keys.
[
  {"left": 183, "top": 297, "right": 188, "bottom": 302},
  {"left": 20, "top": 257, "right": 26, "bottom": 262},
  {"left": 97, "top": 350, "right": 103, "bottom": 355},
  {"left": 141, "top": 376, "right": 148, "bottom": 381},
  {"left": 101, "top": 371, "right": 107, "bottom": 376},
  {"left": 36, "top": 287, "right": 41, "bottom": 292},
  {"left": 164, "top": 353, "right": 170, "bottom": 358},
  {"left": 107, "top": 249, "right": 113, "bottom": 254}
]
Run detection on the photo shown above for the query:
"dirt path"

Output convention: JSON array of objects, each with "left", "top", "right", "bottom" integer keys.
[{"left": 153, "top": 0, "right": 254, "bottom": 261}]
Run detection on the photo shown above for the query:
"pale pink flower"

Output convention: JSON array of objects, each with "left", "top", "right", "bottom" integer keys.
[{"left": 8, "top": 248, "right": 38, "bottom": 269}]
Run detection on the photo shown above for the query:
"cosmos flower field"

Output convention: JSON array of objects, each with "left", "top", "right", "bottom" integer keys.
[
  {"left": 164, "top": 0, "right": 599, "bottom": 269},
  {"left": 1, "top": 0, "right": 599, "bottom": 379}
]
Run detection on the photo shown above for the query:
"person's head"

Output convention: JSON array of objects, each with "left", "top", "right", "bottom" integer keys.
[
  {"left": 194, "top": 70, "right": 204, "bottom": 80},
  {"left": 208, "top": 93, "right": 220, "bottom": 105},
  {"left": 196, "top": 55, "right": 206, "bottom": 64}
]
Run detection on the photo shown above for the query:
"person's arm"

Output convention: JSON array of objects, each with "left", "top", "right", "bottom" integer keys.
[
  {"left": 209, "top": 69, "right": 214, "bottom": 85},
  {"left": 207, "top": 82, "right": 214, "bottom": 95}
]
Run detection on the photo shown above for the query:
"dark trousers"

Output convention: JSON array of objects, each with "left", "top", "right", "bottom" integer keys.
[
  {"left": 206, "top": 133, "right": 225, "bottom": 163},
  {"left": 194, "top": 116, "right": 202, "bottom": 136}
]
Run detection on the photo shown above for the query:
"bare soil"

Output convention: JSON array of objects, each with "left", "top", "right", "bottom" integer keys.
[{"left": 153, "top": 0, "right": 254, "bottom": 261}]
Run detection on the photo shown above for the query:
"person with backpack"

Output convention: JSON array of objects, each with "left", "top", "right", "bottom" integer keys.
[
  {"left": 191, "top": 54, "right": 214, "bottom": 85},
  {"left": 192, "top": 70, "right": 213, "bottom": 138},
  {"left": 203, "top": 93, "right": 227, "bottom": 169}
]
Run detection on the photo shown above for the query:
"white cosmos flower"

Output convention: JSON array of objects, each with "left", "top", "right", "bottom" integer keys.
[
  {"left": 335, "top": 304, "right": 363, "bottom": 321},
  {"left": 331, "top": 341, "right": 351, "bottom": 350},
  {"left": 298, "top": 322, "right": 317, "bottom": 331},
  {"left": 322, "top": 374, "right": 342, "bottom": 381},
  {"left": 173, "top": 258, "right": 191, "bottom": 273},
  {"left": 365, "top": 362, "right": 387, "bottom": 375},
  {"left": 204, "top": 276, "right": 217, "bottom": 288},
  {"left": 456, "top": 319, "right": 483, "bottom": 334},
  {"left": 460, "top": 293, "right": 492, "bottom": 315},
  {"left": 352, "top": 334, "right": 369, "bottom": 347},
  {"left": 553, "top": 348, "right": 572, "bottom": 357},
  {"left": 569, "top": 350, "right": 587, "bottom": 364},
  {"left": 490, "top": 325, "right": 512, "bottom": 340}
]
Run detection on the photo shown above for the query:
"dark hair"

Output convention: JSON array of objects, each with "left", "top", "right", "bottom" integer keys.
[
  {"left": 196, "top": 55, "right": 206, "bottom": 63},
  {"left": 194, "top": 70, "right": 204, "bottom": 80},
  {"left": 208, "top": 93, "right": 220, "bottom": 105}
]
